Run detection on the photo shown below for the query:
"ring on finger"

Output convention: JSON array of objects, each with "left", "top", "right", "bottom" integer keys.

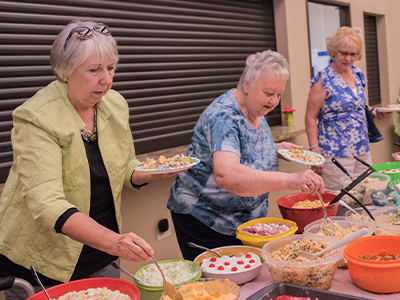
[{"left": 302, "top": 184, "right": 308, "bottom": 191}]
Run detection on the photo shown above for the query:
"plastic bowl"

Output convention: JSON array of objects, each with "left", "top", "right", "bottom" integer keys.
[
  {"left": 276, "top": 192, "right": 339, "bottom": 233},
  {"left": 160, "top": 279, "right": 240, "bottom": 300},
  {"left": 370, "top": 189, "right": 400, "bottom": 207},
  {"left": 372, "top": 161, "right": 400, "bottom": 183},
  {"left": 236, "top": 217, "right": 297, "bottom": 248},
  {"left": 344, "top": 235, "right": 400, "bottom": 293},
  {"left": 261, "top": 234, "right": 343, "bottom": 290},
  {"left": 28, "top": 278, "right": 140, "bottom": 300},
  {"left": 371, "top": 206, "right": 400, "bottom": 236},
  {"left": 134, "top": 259, "right": 201, "bottom": 300},
  {"left": 194, "top": 245, "right": 263, "bottom": 285},
  {"left": 303, "top": 216, "right": 374, "bottom": 268},
  {"left": 341, "top": 173, "right": 391, "bottom": 206},
  {"left": 344, "top": 206, "right": 379, "bottom": 222}
]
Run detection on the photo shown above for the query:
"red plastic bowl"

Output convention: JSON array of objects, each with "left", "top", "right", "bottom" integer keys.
[
  {"left": 28, "top": 278, "right": 140, "bottom": 300},
  {"left": 276, "top": 192, "right": 339, "bottom": 233},
  {"left": 344, "top": 235, "right": 400, "bottom": 294}
]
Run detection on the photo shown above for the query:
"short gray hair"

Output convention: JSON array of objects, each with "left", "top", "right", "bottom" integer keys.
[
  {"left": 50, "top": 19, "right": 119, "bottom": 82},
  {"left": 237, "top": 50, "right": 289, "bottom": 92}
]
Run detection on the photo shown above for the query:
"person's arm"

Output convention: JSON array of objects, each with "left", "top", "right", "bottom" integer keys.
[
  {"left": 213, "top": 151, "right": 324, "bottom": 197},
  {"left": 305, "top": 76, "right": 326, "bottom": 175},
  {"left": 61, "top": 212, "right": 154, "bottom": 262}
]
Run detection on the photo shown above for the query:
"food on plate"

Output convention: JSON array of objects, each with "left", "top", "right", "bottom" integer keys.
[
  {"left": 267, "top": 238, "right": 335, "bottom": 262},
  {"left": 162, "top": 279, "right": 239, "bottom": 300},
  {"left": 201, "top": 252, "right": 262, "bottom": 273},
  {"left": 241, "top": 222, "right": 291, "bottom": 236},
  {"left": 56, "top": 287, "right": 131, "bottom": 300},
  {"left": 292, "top": 199, "right": 328, "bottom": 208},
  {"left": 136, "top": 260, "right": 199, "bottom": 286},
  {"left": 360, "top": 252, "right": 400, "bottom": 261},
  {"left": 274, "top": 296, "right": 317, "bottom": 300},
  {"left": 283, "top": 149, "right": 322, "bottom": 164},
  {"left": 379, "top": 168, "right": 400, "bottom": 173},
  {"left": 141, "top": 154, "right": 197, "bottom": 169}
]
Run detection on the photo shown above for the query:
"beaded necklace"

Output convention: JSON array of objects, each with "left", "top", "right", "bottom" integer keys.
[{"left": 81, "top": 105, "right": 97, "bottom": 142}]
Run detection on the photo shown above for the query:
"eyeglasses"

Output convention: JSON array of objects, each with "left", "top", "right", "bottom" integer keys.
[
  {"left": 337, "top": 50, "right": 358, "bottom": 58},
  {"left": 64, "top": 23, "right": 111, "bottom": 50}
]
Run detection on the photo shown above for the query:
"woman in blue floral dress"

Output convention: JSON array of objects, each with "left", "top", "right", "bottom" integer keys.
[
  {"left": 168, "top": 50, "right": 325, "bottom": 260},
  {"left": 305, "top": 27, "right": 388, "bottom": 188}
]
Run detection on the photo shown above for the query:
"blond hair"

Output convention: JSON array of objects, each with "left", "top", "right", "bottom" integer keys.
[
  {"left": 327, "top": 26, "right": 363, "bottom": 61},
  {"left": 50, "top": 19, "right": 119, "bottom": 81}
]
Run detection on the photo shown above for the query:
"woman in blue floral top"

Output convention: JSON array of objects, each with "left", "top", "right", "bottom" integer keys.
[
  {"left": 168, "top": 50, "right": 325, "bottom": 260},
  {"left": 305, "top": 27, "right": 388, "bottom": 188}
]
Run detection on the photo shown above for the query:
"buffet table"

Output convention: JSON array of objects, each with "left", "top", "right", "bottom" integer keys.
[{"left": 238, "top": 265, "right": 397, "bottom": 300}]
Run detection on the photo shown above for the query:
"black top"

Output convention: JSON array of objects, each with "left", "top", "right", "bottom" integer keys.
[{"left": 0, "top": 138, "right": 119, "bottom": 285}]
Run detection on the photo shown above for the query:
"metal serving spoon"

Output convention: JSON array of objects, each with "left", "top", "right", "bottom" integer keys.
[
  {"left": 188, "top": 242, "right": 221, "bottom": 257},
  {"left": 30, "top": 266, "right": 51, "bottom": 300},
  {"left": 317, "top": 191, "right": 337, "bottom": 236},
  {"left": 285, "top": 228, "right": 368, "bottom": 260},
  {"left": 111, "top": 261, "right": 143, "bottom": 284}
]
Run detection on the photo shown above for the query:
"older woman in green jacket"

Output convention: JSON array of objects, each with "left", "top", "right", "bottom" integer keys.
[{"left": 0, "top": 19, "right": 180, "bottom": 300}]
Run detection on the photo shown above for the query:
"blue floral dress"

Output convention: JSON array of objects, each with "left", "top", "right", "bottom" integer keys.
[
  {"left": 167, "top": 89, "right": 279, "bottom": 236},
  {"left": 311, "top": 64, "right": 369, "bottom": 158}
]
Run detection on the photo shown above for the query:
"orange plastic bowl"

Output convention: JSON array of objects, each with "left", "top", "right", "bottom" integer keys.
[
  {"left": 344, "top": 235, "right": 400, "bottom": 294},
  {"left": 276, "top": 192, "right": 339, "bottom": 233},
  {"left": 28, "top": 278, "right": 140, "bottom": 300}
]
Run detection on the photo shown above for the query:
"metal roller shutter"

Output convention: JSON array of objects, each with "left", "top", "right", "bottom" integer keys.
[
  {"left": 363, "top": 14, "right": 381, "bottom": 106},
  {"left": 0, "top": 0, "right": 277, "bottom": 183}
]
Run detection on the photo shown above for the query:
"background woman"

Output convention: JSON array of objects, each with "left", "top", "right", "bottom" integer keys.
[
  {"left": 0, "top": 19, "right": 180, "bottom": 300},
  {"left": 168, "top": 50, "right": 325, "bottom": 261},
  {"left": 305, "top": 26, "right": 388, "bottom": 189}
]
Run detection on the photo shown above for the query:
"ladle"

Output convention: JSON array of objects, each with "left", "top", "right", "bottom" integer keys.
[
  {"left": 30, "top": 266, "right": 51, "bottom": 300},
  {"left": 111, "top": 261, "right": 143, "bottom": 284},
  {"left": 285, "top": 227, "right": 368, "bottom": 260},
  {"left": 188, "top": 242, "right": 222, "bottom": 257}
]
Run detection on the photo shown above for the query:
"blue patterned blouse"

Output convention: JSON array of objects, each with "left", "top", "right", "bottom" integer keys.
[
  {"left": 311, "top": 64, "right": 370, "bottom": 158},
  {"left": 167, "top": 89, "right": 279, "bottom": 236}
]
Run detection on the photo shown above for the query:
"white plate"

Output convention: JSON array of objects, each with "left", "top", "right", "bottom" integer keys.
[
  {"left": 135, "top": 158, "right": 200, "bottom": 174},
  {"left": 375, "top": 107, "right": 400, "bottom": 112},
  {"left": 277, "top": 149, "right": 325, "bottom": 166}
]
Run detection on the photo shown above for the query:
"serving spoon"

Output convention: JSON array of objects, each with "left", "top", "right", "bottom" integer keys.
[
  {"left": 30, "top": 266, "right": 51, "bottom": 300},
  {"left": 188, "top": 242, "right": 221, "bottom": 257},
  {"left": 285, "top": 227, "right": 368, "bottom": 260},
  {"left": 111, "top": 261, "right": 144, "bottom": 284},
  {"left": 151, "top": 255, "right": 183, "bottom": 300},
  {"left": 317, "top": 191, "right": 337, "bottom": 236}
]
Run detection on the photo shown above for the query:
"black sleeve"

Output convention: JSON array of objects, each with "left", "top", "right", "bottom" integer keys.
[
  {"left": 54, "top": 207, "right": 80, "bottom": 233},
  {"left": 130, "top": 170, "right": 149, "bottom": 188}
]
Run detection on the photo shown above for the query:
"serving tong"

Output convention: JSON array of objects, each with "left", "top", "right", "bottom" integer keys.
[{"left": 329, "top": 157, "right": 376, "bottom": 220}]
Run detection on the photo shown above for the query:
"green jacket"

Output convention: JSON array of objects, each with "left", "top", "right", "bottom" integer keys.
[
  {"left": 395, "top": 87, "right": 400, "bottom": 136},
  {"left": 0, "top": 80, "right": 142, "bottom": 282}
]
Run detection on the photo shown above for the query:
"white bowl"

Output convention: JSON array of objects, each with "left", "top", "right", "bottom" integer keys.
[{"left": 194, "top": 245, "right": 264, "bottom": 285}]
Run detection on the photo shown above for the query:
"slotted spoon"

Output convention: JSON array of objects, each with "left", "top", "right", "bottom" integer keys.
[
  {"left": 151, "top": 255, "right": 183, "bottom": 300},
  {"left": 285, "top": 227, "right": 368, "bottom": 260}
]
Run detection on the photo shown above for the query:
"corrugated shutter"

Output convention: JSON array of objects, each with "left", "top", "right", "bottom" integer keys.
[
  {"left": 364, "top": 14, "right": 381, "bottom": 106},
  {"left": 0, "top": 0, "right": 277, "bottom": 183}
]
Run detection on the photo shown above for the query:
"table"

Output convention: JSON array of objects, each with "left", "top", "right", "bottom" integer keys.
[{"left": 238, "top": 265, "right": 398, "bottom": 300}]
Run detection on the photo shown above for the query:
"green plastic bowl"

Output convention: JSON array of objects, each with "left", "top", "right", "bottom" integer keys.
[
  {"left": 372, "top": 162, "right": 400, "bottom": 187},
  {"left": 134, "top": 259, "right": 202, "bottom": 300}
]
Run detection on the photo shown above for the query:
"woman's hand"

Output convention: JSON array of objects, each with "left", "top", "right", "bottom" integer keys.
[
  {"left": 372, "top": 108, "right": 392, "bottom": 119},
  {"left": 109, "top": 232, "right": 154, "bottom": 262},
  {"left": 284, "top": 169, "right": 325, "bottom": 195}
]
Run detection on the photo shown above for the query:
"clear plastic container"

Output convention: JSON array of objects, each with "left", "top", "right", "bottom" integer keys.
[
  {"left": 303, "top": 216, "right": 374, "bottom": 268},
  {"left": 325, "top": 185, "right": 366, "bottom": 216},
  {"left": 341, "top": 173, "right": 391, "bottom": 206},
  {"left": 261, "top": 234, "right": 343, "bottom": 290},
  {"left": 371, "top": 206, "right": 400, "bottom": 236}
]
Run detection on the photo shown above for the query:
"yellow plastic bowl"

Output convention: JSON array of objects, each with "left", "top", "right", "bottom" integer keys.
[{"left": 236, "top": 217, "right": 298, "bottom": 248}]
